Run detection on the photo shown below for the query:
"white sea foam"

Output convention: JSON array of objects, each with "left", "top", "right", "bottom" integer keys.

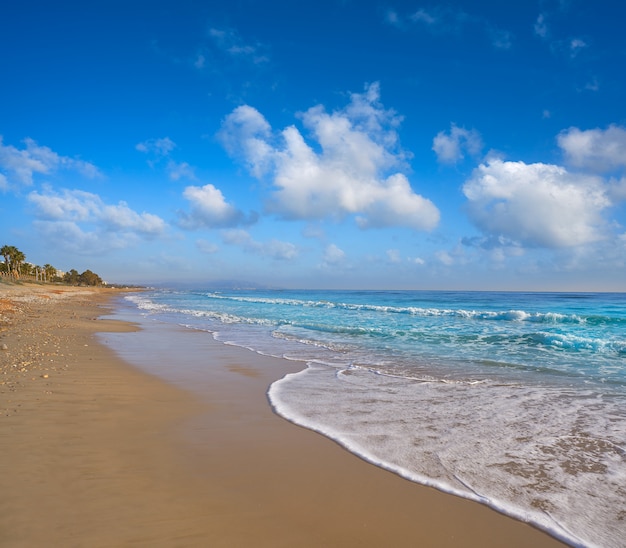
[{"left": 269, "top": 363, "right": 626, "bottom": 547}]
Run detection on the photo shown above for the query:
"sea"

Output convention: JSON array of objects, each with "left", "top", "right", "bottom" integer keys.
[{"left": 121, "top": 288, "right": 626, "bottom": 547}]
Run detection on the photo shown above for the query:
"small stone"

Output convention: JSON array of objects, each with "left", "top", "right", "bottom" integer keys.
[
  {"left": 1, "top": 344, "right": 7, "bottom": 350},
  {"left": 41, "top": 374, "right": 49, "bottom": 379}
]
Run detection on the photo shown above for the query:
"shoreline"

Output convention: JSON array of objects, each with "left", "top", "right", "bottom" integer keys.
[{"left": 1, "top": 282, "right": 566, "bottom": 546}]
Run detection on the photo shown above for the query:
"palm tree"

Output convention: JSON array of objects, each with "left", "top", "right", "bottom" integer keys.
[
  {"left": 43, "top": 264, "right": 57, "bottom": 282},
  {"left": 0, "top": 245, "right": 14, "bottom": 273},
  {"left": 0, "top": 245, "right": 25, "bottom": 277},
  {"left": 13, "top": 250, "right": 26, "bottom": 277}
]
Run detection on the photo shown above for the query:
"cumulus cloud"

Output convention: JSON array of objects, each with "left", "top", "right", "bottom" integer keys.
[
  {"left": 462, "top": 159, "right": 610, "bottom": 248},
  {"left": 28, "top": 188, "right": 165, "bottom": 236},
  {"left": 28, "top": 188, "right": 101, "bottom": 221},
  {"left": 558, "top": 125, "right": 626, "bottom": 172},
  {"left": 178, "top": 183, "right": 256, "bottom": 229},
  {"left": 221, "top": 229, "right": 298, "bottom": 260},
  {"left": 218, "top": 83, "right": 439, "bottom": 231},
  {"left": 433, "top": 123, "right": 483, "bottom": 163},
  {"left": 27, "top": 188, "right": 165, "bottom": 253},
  {"left": 0, "top": 136, "right": 100, "bottom": 190},
  {"left": 218, "top": 105, "right": 274, "bottom": 178},
  {"left": 100, "top": 202, "right": 165, "bottom": 234},
  {"left": 322, "top": 243, "right": 346, "bottom": 266}
]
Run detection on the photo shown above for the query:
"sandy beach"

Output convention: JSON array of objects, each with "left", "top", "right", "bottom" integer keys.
[{"left": 0, "top": 281, "right": 566, "bottom": 547}]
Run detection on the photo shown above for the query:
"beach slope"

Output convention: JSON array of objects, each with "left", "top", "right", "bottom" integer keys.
[{"left": 0, "top": 282, "right": 565, "bottom": 547}]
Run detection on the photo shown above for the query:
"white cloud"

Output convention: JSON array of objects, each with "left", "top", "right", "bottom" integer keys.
[
  {"left": 27, "top": 188, "right": 165, "bottom": 254},
  {"left": 609, "top": 177, "right": 626, "bottom": 201},
  {"left": 218, "top": 105, "right": 274, "bottom": 178},
  {"left": 410, "top": 8, "right": 439, "bottom": 25},
  {"left": 178, "top": 183, "right": 255, "bottom": 229},
  {"left": 386, "top": 249, "right": 401, "bottom": 263},
  {"left": 33, "top": 220, "right": 105, "bottom": 252},
  {"left": 28, "top": 188, "right": 165, "bottom": 237},
  {"left": 167, "top": 160, "right": 196, "bottom": 181},
  {"left": 28, "top": 188, "right": 101, "bottom": 221},
  {"left": 196, "top": 239, "right": 219, "bottom": 254},
  {"left": 558, "top": 125, "right": 626, "bottom": 173},
  {"left": 353, "top": 174, "right": 439, "bottom": 229},
  {"left": 407, "top": 6, "right": 468, "bottom": 32},
  {"left": 100, "top": 202, "right": 165, "bottom": 234},
  {"left": 219, "top": 83, "right": 439, "bottom": 231},
  {"left": 208, "top": 27, "right": 269, "bottom": 65},
  {"left": 391, "top": 7, "right": 511, "bottom": 49},
  {"left": 534, "top": 14, "right": 548, "bottom": 38},
  {"left": 569, "top": 38, "right": 587, "bottom": 57},
  {"left": 432, "top": 123, "right": 483, "bottom": 164},
  {"left": 0, "top": 136, "right": 100, "bottom": 189},
  {"left": 136, "top": 137, "right": 176, "bottom": 156},
  {"left": 463, "top": 159, "right": 610, "bottom": 248},
  {"left": 436, "top": 250, "right": 455, "bottom": 266},
  {"left": 136, "top": 137, "right": 197, "bottom": 181},
  {"left": 583, "top": 77, "right": 600, "bottom": 92},
  {"left": 322, "top": 243, "right": 346, "bottom": 265},
  {"left": 221, "top": 229, "right": 298, "bottom": 260}
]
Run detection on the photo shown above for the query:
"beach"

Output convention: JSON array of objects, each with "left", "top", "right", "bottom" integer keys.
[{"left": 0, "top": 282, "right": 566, "bottom": 547}]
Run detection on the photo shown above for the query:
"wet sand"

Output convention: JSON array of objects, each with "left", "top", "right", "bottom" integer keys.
[{"left": 0, "top": 281, "right": 566, "bottom": 547}]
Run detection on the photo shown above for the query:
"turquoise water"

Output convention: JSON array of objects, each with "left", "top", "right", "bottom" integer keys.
[{"left": 126, "top": 289, "right": 626, "bottom": 547}]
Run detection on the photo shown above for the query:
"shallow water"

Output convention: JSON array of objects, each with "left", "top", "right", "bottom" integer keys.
[{"left": 125, "top": 289, "right": 626, "bottom": 547}]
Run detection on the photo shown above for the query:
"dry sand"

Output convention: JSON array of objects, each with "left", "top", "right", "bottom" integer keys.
[{"left": 0, "top": 281, "right": 566, "bottom": 547}]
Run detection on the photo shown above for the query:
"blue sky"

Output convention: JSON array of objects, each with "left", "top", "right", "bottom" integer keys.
[{"left": 1, "top": 0, "right": 625, "bottom": 290}]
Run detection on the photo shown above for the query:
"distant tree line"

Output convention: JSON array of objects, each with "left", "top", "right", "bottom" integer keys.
[{"left": 0, "top": 244, "right": 103, "bottom": 286}]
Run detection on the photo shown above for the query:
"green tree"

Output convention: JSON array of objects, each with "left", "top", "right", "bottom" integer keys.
[
  {"left": 13, "top": 250, "right": 25, "bottom": 276},
  {"left": 20, "top": 262, "right": 34, "bottom": 277},
  {"left": 43, "top": 264, "right": 57, "bottom": 281},
  {"left": 79, "top": 269, "right": 102, "bottom": 286},
  {"left": 63, "top": 269, "right": 80, "bottom": 285},
  {"left": 0, "top": 245, "right": 25, "bottom": 277},
  {"left": 0, "top": 245, "right": 12, "bottom": 271}
]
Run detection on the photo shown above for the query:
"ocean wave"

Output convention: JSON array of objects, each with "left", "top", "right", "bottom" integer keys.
[
  {"left": 200, "top": 292, "right": 621, "bottom": 326},
  {"left": 528, "top": 332, "right": 626, "bottom": 355},
  {"left": 128, "top": 294, "right": 625, "bottom": 360}
]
